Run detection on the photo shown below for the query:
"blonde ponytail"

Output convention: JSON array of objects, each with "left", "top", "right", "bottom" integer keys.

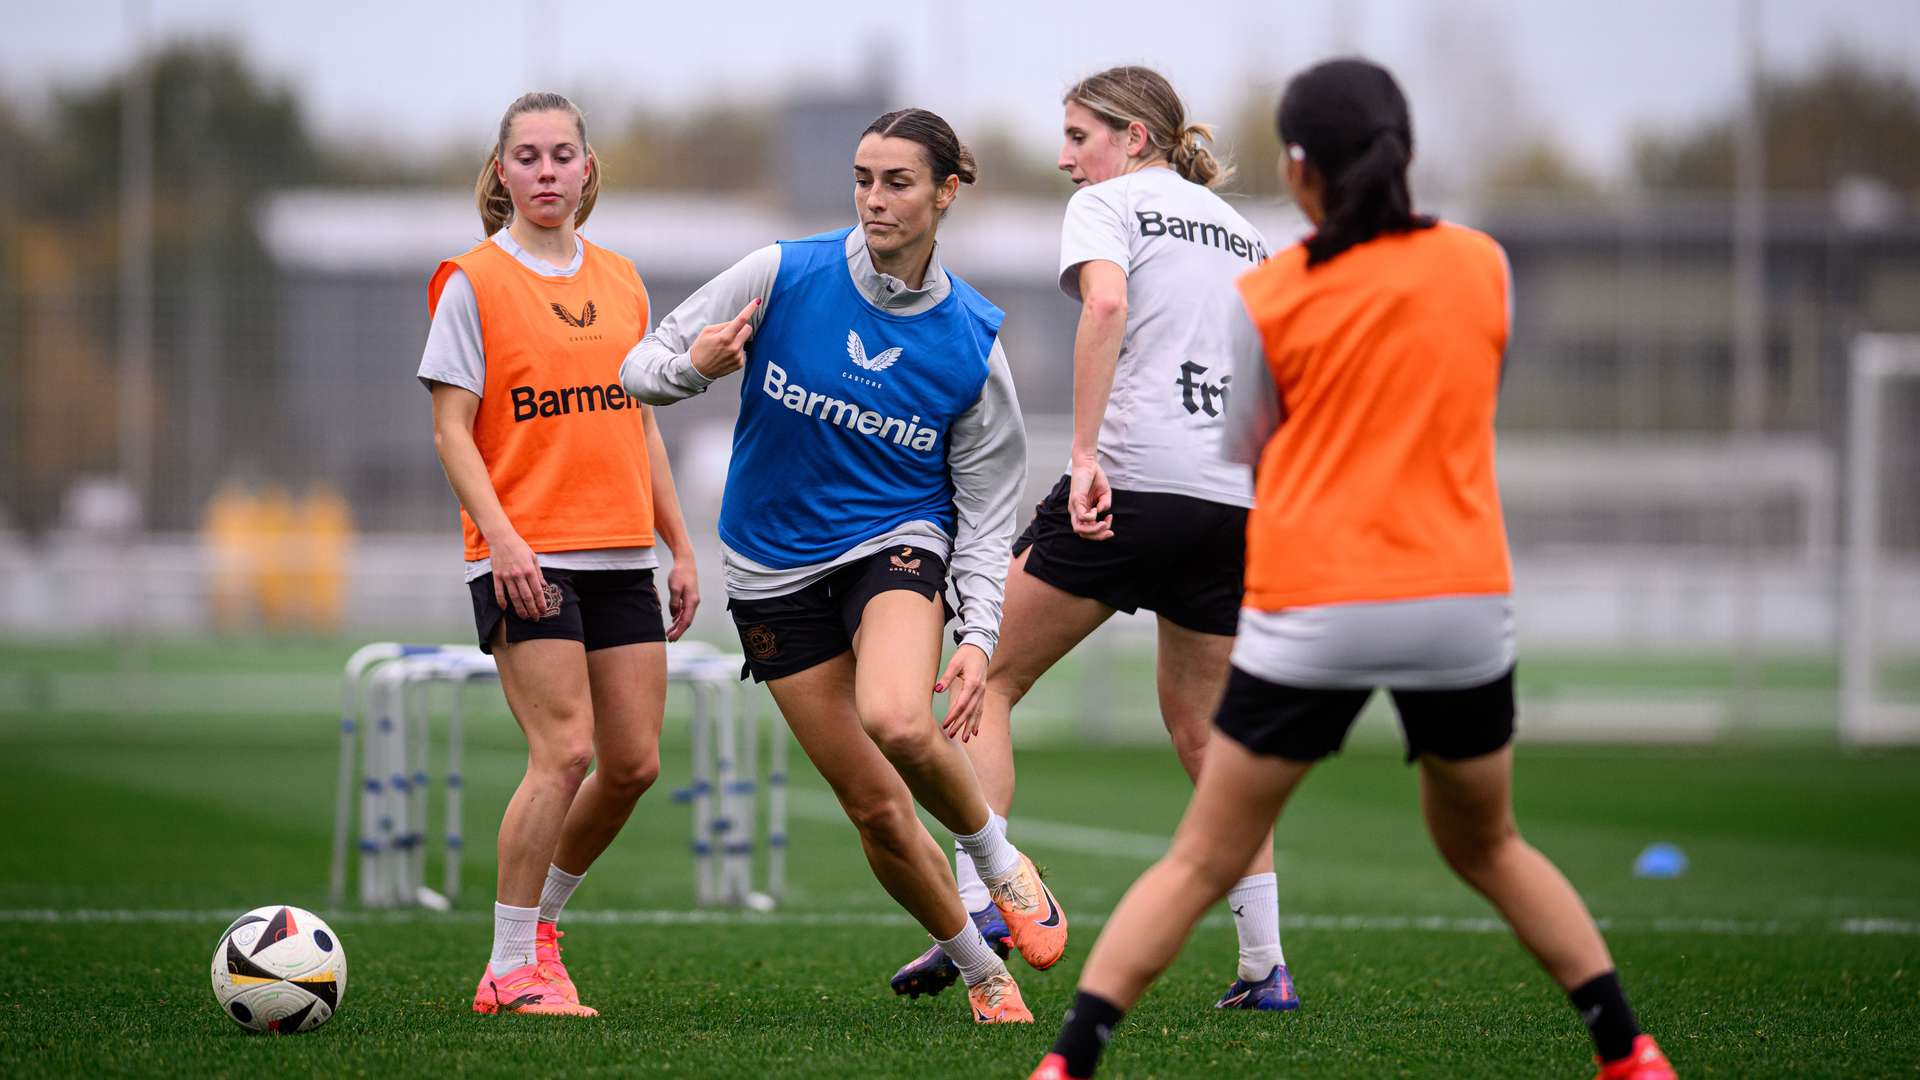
[
  {"left": 1169, "top": 122, "right": 1232, "bottom": 188},
  {"left": 575, "top": 142, "right": 602, "bottom": 228},
  {"left": 474, "top": 151, "right": 514, "bottom": 236},
  {"left": 473, "top": 91, "right": 602, "bottom": 235}
]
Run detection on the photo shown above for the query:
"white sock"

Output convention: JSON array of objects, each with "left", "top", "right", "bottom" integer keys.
[
  {"left": 1227, "top": 872, "right": 1285, "bottom": 981},
  {"left": 489, "top": 901, "right": 540, "bottom": 976},
  {"left": 954, "top": 813, "right": 1004, "bottom": 911},
  {"left": 936, "top": 922, "right": 1007, "bottom": 987},
  {"left": 538, "top": 864, "right": 585, "bottom": 924},
  {"left": 954, "top": 812, "right": 1020, "bottom": 883}
]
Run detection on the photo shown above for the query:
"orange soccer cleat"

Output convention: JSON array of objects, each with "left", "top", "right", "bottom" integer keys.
[
  {"left": 534, "top": 922, "right": 579, "bottom": 1004},
  {"left": 986, "top": 852, "right": 1068, "bottom": 970},
  {"left": 967, "top": 969, "right": 1035, "bottom": 1024},
  {"left": 472, "top": 960, "right": 597, "bottom": 1017}
]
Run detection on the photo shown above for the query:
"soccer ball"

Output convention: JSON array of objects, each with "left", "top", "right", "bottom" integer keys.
[{"left": 209, "top": 905, "right": 347, "bottom": 1033}]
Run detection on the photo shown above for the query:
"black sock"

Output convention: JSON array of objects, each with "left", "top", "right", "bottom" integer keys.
[
  {"left": 1569, "top": 970, "right": 1641, "bottom": 1062},
  {"left": 1050, "top": 990, "right": 1126, "bottom": 1078}
]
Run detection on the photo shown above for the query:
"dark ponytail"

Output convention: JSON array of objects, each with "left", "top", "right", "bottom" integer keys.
[{"left": 1278, "top": 59, "right": 1434, "bottom": 267}]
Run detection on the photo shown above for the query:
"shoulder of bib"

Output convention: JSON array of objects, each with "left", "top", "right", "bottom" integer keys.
[
  {"left": 580, "top": 236, "right": 648, "bottom": 323},
  {"left": 943, "top": 268, "right": 1005, "bottom": 347},
  {"left": 1432, "top": 220, "right": 1506, "bottom": 274},
  {"left": 580, "top": 236, "right": 641, "bottom": 284},
  {"left": 1235, "top": 243, "right": 1308, "bottom": 324},
  {"left": 428, "top": 239, "right": 508, "bottom": 317},
  {"left": 766, "top": 227, "right": 852, "bottom": 301}
]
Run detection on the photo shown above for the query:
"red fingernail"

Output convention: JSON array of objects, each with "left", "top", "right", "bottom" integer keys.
[{"left": 934, "top": 682, "right": 945, "bottom": 692}]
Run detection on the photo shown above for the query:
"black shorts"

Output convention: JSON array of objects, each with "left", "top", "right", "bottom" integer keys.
[
  {"left": 729, "top": 545, "right": 952, "bottom": 683},
  {"left": 1212, "top": 664, "right": 1517, "bottom": 764},
  {"left": 1013, "top": 476, "right": 1246, "bottom": 636},
  {"left": 469, "top": 567, "right": 666, "bottom": 654}
]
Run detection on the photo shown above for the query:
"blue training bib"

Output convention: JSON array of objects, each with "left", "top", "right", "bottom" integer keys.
[{"left": 717, "top": 229, "right": 1004, "bottom": 570}]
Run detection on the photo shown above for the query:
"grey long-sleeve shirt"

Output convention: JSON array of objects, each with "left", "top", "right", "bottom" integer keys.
[
  {"left": 620, "top": 228, "right": 1027, "bottom": 657},
  {"left": 1221, "top": 299, "right": 1285, "bottom": 470}
]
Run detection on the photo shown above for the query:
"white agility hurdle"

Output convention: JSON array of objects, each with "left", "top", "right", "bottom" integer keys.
[{"left": 328, "top": 641, "right": 787, "bottom": 910}]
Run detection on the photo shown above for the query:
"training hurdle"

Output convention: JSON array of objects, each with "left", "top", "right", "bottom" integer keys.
[{"left": 328, "top": 641, "right": 787, "bottom": 910}]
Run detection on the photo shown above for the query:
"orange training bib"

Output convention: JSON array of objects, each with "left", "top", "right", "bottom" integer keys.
[
  {"left": 1234, "top": 223, "right": 1513, "bottom": 610},
  {"left": 428, "top": 238, "right": 655, "bottom": 561}
]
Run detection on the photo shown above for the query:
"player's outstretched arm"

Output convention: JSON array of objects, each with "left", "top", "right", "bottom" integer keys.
[{"left": 620, "top": 244, "right": 779, "bottom": 404}]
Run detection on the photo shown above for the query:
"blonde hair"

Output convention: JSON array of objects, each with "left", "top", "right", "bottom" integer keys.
[
  {"left": 1064, "top": 65, "right": 1232, "bottom": 189},
  {"left": 475, "top": 91, "right": 602, "bottom": 236}
]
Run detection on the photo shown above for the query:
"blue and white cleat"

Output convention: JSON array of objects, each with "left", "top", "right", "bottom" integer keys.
[
  {"left": 890, "top": 906, "right": 1012, "bottom": 999},
  {"left": 1214, "top": 964, "right": 1301, "bottom": 1011}
]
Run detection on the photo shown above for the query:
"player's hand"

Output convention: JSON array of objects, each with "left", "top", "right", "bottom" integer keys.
[
  {"left": 1068, "top": 457, "right": 1115, "bottom": 541},
  {"left": 488, "top": 530, "right": 550, "bottom": 621},
  {"left": 936, "top": 643, "right": 990, "bottom": 741},
  {"left": 665, "top": 555, "right": 700, "bottom": 642},
  {"left": 689, "top": 298, "right": 760, "bottom": 380}
]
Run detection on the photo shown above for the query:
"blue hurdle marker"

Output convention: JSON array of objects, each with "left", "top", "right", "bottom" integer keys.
[
  {"left": 671, "top": 653, "right": 785, "bottom": 910},
  {"left": 333, "top": 642, "right": 787, "bottom": 910}
]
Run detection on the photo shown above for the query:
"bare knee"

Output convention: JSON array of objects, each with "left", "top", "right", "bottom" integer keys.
[
  {"left": 1164, "top": 720, "right": 1211, "bottom": 776},
  {"left": 861, "top": 705, "right": 940, "bottom": 766},
  {"left": 841, "top": 793, "right": 920, "bottom": 854},
  {"left": 1433, "top": 818, "right": 1521, "bottom": 883},
  {"left": 595, "top": 750, "right": 661, "bottom": 802},
  {"left": 530, "top": 738, "right": 596, "bottom": 793},
  {"left": 986, "top": 665, "right": 1037, "bottom": 709},
  {"left": 1165, "top": 836, "right": 1245, "bottom": 896}
]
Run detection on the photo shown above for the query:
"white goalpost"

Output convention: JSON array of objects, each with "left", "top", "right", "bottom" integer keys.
[{"left": 1842, "top": 334, "right": 1920, "bottom": 747}]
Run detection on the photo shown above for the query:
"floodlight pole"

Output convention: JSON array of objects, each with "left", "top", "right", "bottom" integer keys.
[
  {"left": 115, "top": 0, "right": 155, "bottom": 699},
  {"left": 1731, "top": 0, "right": 1767, "bottom": 437},
  {"left": 186, "top": 69, "right": 222, "bottom": 515},
  {"left": 119, "top": 0, "right": 155, "bottom": 524},
  {"left": 1729, "top": 0, "right": 1767, "bottom": 719}
]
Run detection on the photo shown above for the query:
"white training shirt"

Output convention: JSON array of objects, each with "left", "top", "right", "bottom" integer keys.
[
  {"left": 1058, "top": 165, "right": 1265, "bottom": 508},
  {"left": 416, "top": 229, "right": 659, "bottom": 582}
]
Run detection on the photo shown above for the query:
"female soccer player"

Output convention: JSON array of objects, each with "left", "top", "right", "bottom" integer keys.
[
  {"left": 622, "top": 108, "right": 1062, "bottom": 1024},
  {"left": 420, "top": 92, "right": 700, "bottom": 1018},
  {"left": 1031, "top": 60, "right": 1676, "bottom": 1080},
  {"left": 889, "top": 65, "right": 1295, "bottom": 1012}
]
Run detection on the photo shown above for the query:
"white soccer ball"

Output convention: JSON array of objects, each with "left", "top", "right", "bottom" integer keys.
[{"left": 210, "top": 905, "right": 347, "bottom": 1034}]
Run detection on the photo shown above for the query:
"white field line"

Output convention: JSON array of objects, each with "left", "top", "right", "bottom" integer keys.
[
  {"left": 788, "top": 790, "right": 1182, "bottom": 862},
  {"left": 3, "top": 908, "right": 1914, "bottom": 936}
]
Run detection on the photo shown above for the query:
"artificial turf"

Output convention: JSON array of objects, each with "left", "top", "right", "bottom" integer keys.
[{"left": 1, "top": 639, "right": 1916, "bottom": 1078}]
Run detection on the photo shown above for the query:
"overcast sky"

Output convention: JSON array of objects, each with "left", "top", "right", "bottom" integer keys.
[{"left": 4, "top": 0, "right": 1917, "bottom": 183}]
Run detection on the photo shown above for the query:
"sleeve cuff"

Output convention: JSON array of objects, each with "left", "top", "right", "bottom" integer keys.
[
  {"left": 674, "top": 352, "right": 713, "bottom": 391},
  {"left": 954, "top": 628, "right": 997, "bottom": 660},
  {"left": 417, "top": 371, "right": 483, "bottom": 396}
]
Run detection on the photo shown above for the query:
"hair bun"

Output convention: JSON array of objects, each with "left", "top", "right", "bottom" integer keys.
[{"left": 1169, "top": 122, "right": 1231, "bottom": 188}]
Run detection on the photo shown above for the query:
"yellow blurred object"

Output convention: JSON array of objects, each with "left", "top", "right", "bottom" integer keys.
[
  {"left": 202, "top": 484, "right": 257, "bottom": 633},
  {"left": 252, "top": 487, "right": 296, "bottom": 630},
  {"left": 297, "top": 486, "right": 353, "bottom": 633},
  {"left": 199, "top": 483, "right": 356, "bottom": 633}
]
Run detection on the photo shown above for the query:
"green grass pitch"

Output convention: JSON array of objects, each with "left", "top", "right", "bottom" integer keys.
[{"left": 1, "top": 639, "right": 1916, "bottom": 1078}]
